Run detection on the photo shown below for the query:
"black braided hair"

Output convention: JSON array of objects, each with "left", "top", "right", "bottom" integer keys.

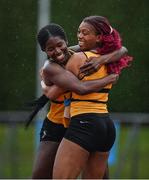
[{"left": 37, "top": 23, "right": 68, "bottom": 51}]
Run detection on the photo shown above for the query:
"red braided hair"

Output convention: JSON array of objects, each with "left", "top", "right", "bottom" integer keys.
[{"left": 83, "top": 16, "right": 133, "bottom": 74}]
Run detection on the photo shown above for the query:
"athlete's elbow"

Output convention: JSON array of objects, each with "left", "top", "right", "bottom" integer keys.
[
  {"left": 43, "top": 90, "right": 56, "bottom": 100},
  {"left": 43, "top": 92, "right": 52, "bottom": 100},
  {"left": 74, "top": 86, "right": 88, "bottom": 95},
  {"left": 46, "top": 95, "right": 56, "bottom": 100},
  {"left": 77, "top": 90, "right": 86, "bottom": 95}
]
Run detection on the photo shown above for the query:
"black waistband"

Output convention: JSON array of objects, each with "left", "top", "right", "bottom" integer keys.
[
  {"left": 51, "top": 100, "right": 64, "bottom": 104},
  {"left": 71, "top": 99, "right": 107, "bottom": 104},
  {"left": 98, "top": 88, "right": 110, "bottom": 93},
  {"left": 72, "top": 113, "right": 109, "bottom": 118}
]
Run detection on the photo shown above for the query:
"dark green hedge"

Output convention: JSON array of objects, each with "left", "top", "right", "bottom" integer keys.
[
  {"left": 0, "top": 0, "right": 37, "bottom": 110},
  {"left": 0, "top": 0, "right": 149, "bottom": 112}
]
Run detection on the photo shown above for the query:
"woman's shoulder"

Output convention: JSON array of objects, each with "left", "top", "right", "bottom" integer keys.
[
  {"left": 68, "top": 52, "right": 87, "bottom": 65},
  {"left": 73, "top": 51, "right": 87, "bottom": 59},
  {"left": 43, "top": 60, "right": 63, "bottom": 75},
  {"left": 66, "top": 52, "right": 87, "bottom": 75}
]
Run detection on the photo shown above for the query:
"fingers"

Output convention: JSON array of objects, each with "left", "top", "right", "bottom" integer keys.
[
  {"left": 114, "top": 73, "right": 119, "bottom": 79},
  {"left": 79, "top": 56, "right": 102, "bottom": 75},
  {"left": 83, "top": 69, "right": 95, "bottom": 76},
  {"left": 78, "top": 68, "right": 97, "bottom": 79},
  {"left": 80, "top": 62, "right": 93, "bottom": 72},
  {"left": 86, "top": 56, "right": 96, "bottom": 62},
  {"left": 112, "top": 73, "right": 119, "bottom": 84}
]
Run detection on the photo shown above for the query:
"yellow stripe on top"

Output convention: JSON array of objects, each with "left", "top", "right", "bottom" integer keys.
[
  {"left": 47, "top": 92, "right": 71, "bottom": 128},
  {"left": 71, "top": 51, "right": 112, "bottom": 117}
]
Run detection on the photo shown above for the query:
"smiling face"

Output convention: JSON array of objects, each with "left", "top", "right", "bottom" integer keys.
[
  {"left": 45, "top": 36, "right": 69, "bottom": 65},
  {"left": 77, "top": 21, "right": 101, "bottom": 51}
]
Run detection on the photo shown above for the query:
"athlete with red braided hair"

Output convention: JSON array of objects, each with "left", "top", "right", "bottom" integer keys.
[
  {"left": 50, "top": 16, "right": 133, "bottom": 179},
  {"left": 78, "top": 15, "right": 133, "bottom": 75}
]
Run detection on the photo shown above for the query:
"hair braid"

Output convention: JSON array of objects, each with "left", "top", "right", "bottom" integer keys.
[{"left": 83, "top": 16, "right": 133, "bottom": 74}]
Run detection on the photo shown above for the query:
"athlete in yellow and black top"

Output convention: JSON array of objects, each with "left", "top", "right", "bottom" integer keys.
[
  {"left": 48, "top": 16, "right": 132, "bottom": 179},
  {"left": 65, "top": 51, "right": 114, "bottom": 155},
  {"left": 71, "top": 51, "right": 112, "bottom": 116},
  {"left": 40, "top": 48, "right": 118, "bottom": 179},
  {"left": 43, "top": 49, "right": 117, "bottom": 179}
]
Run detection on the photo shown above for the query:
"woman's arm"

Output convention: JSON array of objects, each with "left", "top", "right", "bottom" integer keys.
[
  {"left": 79, "top": 46, "right": 128, "bottom": 74},
  {"left": 41, "top": 53, "right": 118, "bottom": 100},
  {"left": 41, "top": 74, "right": 118, "bottom": 100},
  {"left": 41, "top": 80, "right": 66, "bottom": 100}
]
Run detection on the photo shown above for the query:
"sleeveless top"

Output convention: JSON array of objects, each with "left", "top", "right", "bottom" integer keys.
[
  {"left": 70, "top": 51, "right": 112, "bottom": 117},
  {"left": 47, "top": 91, "right": 71, "bottom": 128}
]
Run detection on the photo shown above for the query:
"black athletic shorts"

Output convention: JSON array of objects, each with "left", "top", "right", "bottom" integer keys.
[
  {"left": 40, "top": 117, "right": 67, "bottom": 142},
  {"left": 64, "top": 113, "right": 116, "bottom": 152}
]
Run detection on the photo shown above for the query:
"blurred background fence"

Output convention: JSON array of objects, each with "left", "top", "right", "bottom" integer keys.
[
  {"left": 0, "top": 0, "right": 149, "bottom": 178},
  {"left": 0, "top": 112, "right": 149, "bottom": 179}
]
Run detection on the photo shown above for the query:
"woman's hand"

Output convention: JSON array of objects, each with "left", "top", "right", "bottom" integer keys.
[
  {"left": 79, "top": 47, "right": 128, "bottom": 76},
  {"left": 109, "top": 73, "right": 119, "bottom": 84},
  {"left": 41, "top": 80, "right": 49, "bottom": 96},
  {"left": 79, "top": 56, "right": 102, "bottom": 76}
]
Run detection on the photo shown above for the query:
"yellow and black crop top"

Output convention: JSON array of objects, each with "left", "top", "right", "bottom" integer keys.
[
  {"left": 70, "top": 51, "right": 112, "bottom": 117},
  {"left": 47, "top": 91, "right": 71, "bottom": 128}
]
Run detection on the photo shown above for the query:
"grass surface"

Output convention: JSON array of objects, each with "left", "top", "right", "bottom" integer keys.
[{"left": 0, "top": 123, "right": 149, "bottom": 178}]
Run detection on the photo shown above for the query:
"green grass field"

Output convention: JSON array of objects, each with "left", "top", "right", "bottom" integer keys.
[
  {"left": 0, "top": 123, "right": 149, "bottom": 178},
  {"left": 110, "top": 125, "right": 149, "bottom": 178}
]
